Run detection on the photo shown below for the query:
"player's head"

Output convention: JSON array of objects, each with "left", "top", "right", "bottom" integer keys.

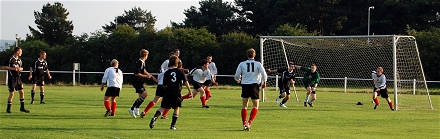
[
  {"left": 169, "top": 52, "right": 174, "bottom": 57},
  {"left": 14, "top": 47, "right": 22, "bottom": 57},
  {"left": 201, "top": 59, "right": 209, "bottom": 69},
  {"left": 206, "top": 54, "right": 212, "bottom": 62},
  {"left": 39, "top": 51, "right": 47, "bottom": 59},
  {"left": 311, "top": 63, "right": 317, "bottom": 73},
  {"left": 110, "top": 59, "right": 119, "bottom": 67},
  {"left": 173, "top": 49, "right": 180, "bottom": 57},
  {"left": 376, "top": 67, "right": 384, "bottom": 75},
  {"left": 140, "top": 49, "right": 149, "bottom": 59},
  {"left": 289, "top": 61, "right": 295, "bottom": 70},
  {"left": 246, "top": 48, "right": 256, "bottom": 59},
  {"left": 168, "top": 55, "right": 179, "bottom": 67}
]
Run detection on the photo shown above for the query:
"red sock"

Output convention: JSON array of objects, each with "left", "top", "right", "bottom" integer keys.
[
  {"left": 144, "top": 101, "right": 155, "bottom": 113},
  {"left": 162, "top": 109, "right": 170, "bottom": 117},
  {"left": 388, "top": 101, "right": 393, "bottom": 109},
  {"left": 200, "top": 96, "right": 206, "bottom": 106},
  {"left": 241, "top": 109, "right": 247, "bottom": 125},
  {"left": 104, "top": 100, "right": 111, "bottom": 110},
  {"left": 111, "top": 102, "right": 117, "bottom": 114},
  {"left": 205, "top": 90, "right": 211, "bottom": 100},
  {"left": 249, "top": 108, "right": 258, "bottom": 125},
  {"left": 182, "top": 94, "right": 192, "bottom": 100},
  {"left": 373, "top": 98, "right": 380, "bottom": 105}
]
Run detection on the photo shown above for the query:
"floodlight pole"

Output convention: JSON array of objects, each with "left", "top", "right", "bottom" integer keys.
[{"left": 15, "top": 34, "right": 19, "bottom": 47}]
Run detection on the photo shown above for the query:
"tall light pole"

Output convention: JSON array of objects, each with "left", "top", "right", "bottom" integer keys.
[
  {"left": 368, "top": 6, "right": 374, "bottom": 37},
  {"left": 15, "top": 34, "right": 19, "bottom": 47}
]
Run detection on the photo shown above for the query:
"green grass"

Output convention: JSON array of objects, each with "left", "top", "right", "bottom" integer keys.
[{"left": 0, "top": 85, "right": 439, "bottom": 139}]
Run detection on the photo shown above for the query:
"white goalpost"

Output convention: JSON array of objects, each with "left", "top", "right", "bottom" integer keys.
[{"left": 260, "top": 35, "right": 434, "bottom": 110}]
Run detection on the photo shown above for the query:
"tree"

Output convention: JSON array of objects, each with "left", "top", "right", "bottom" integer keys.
[
  {"left": 29, "top": 2, "right": 74, "bottom": 46},
  {"left": 172, "top": 0, "right": 243, "bottom": 36},
  {"left": 407, "top": 27, "right": 440, "bottom": 81},
  {"left": 272, "top": 23, "right": 317, "bottom": 36},
  {"left": 103, "top": 7, "right": 156, "bottom": 33}
]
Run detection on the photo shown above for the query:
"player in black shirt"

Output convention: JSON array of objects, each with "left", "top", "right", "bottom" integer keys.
[
  {"left": 2, "top": 47, "right": 30, "bottom": 113},
  {"left": 28, "top": 51, "right": 52, "bottom": 104},
  {"left": 267, "top": 62, "right": 297, "bottom": 108},
  {"left": 150, "top": 56, "right": 191, "bottom": 130}
]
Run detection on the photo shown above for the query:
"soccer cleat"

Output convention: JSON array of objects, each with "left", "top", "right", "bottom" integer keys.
[
  {"left": 140, "top": 112, "right": 146, "bottom": 118},
  {"left": 6, "top": 109, "right": 11, "bottom": 113},
  {"left": 161, "top": 116, "right": 168, "bottom": 119},
  {"left": 308, "top": 102, "right": 313, "bottom": 107},
  {"left": 279, "top": 103, "right": 287, "bottom": 108},
  {"left": 20, "top": 108, "right": 30, "bottom": 113},
  {"left": 149, "top": 117, "right": 156, "bottom": 129},
  {"left": 104, "top": 110, "right": 111, "bottom": 117},
  {"left": 202, "top": 105, "right": 210, "bottom": 108},
  {"left": 128, "top": 109, "right": 136, "bottom": 118},
  {"left": 30, "top": 100, "right": 34, "bottom": 104},
  {"left": 391, "top": 108, "right": 395, "bottom": 111},
  {"left": 304, "top": 102, "right": 307, "bottom": 107},
  {"left": 40, "top": 101, "right": 45, "bottom": 104},
  {"left": 109, "top": 114, "right": 115, "bottom": 116},
  {"left": 134, "top": 108, "right": 140, "bottom": 116},
  {"left": 374, "top": 104, "right": 379, "bottom": 110},
  {"left": 170, "top": 125, "right": 177, "bottom": 130},
  {"left": 243, "top": 123, "right": 250, "bottom": 131},
  {"left": 275, "top": 97, "right": 281, "bottom": 104}
]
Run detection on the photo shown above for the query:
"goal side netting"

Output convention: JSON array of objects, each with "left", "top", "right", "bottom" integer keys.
[{"left": 260, "top": 35, "right": 434, "bottom": 110}]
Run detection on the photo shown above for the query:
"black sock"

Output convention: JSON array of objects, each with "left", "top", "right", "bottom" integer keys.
[
  {"left": 31, "top": 90, "right": 35, "bottom": 100},
  {"left": 281, "top": 99, "right": 287, "bottom": 104},
  {"left": 20, "top": 99, "right": 25, "bottom": 109},
  {"left": 154, "top": 110, "right": 162, "bottom": 118},
  {"left": 7, "top": 101, "right": 12, "bottom": 110},
  {"left": 171, "top": 113, "right": 178, "bottom": 126},
  {"left": 40, "top": 92, "right": 44, "bottom": 102},
  {"left": 278, "top": 95, "right": 282, "bottom": 99},
  {"left": 131, "top": 97, "right": 145, "bottom": 110}
]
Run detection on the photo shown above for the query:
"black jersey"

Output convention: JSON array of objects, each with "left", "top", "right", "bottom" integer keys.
[
  {"left": 31, "top": 58, "right": 48, "bottom": 77},
  {"left": 163, "top": 68, "right": 188, "bottom": 92},
  {"left": 4, "top": 55, "right": 22, "bottom": 77},
  {"left": 132, "top": 59, "right": 146, "bottom": 83},
  {"left": 276, "top": 68, "right": 296, "bottom": 87}
]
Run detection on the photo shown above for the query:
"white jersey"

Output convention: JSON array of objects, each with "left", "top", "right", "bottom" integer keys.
[
  {"left": 234, "top": 59, "right": 267, "bottom": 84},
  {"left": 190, "top": 67, "right": 211, "bottom": 83},
  {"left": 372, "top": 72, "right": 386, "bottom": 89},
  {"left": 102, "top": 67, "right": 123, "bottom": 89},
  {"left": 160, "top": 59, "right": 169, "bottom": 73},
  {"left": 207, "top": 62, "right": 217, "bottom": 80},
  {"left": 157, "top": 69, "right": 167, "bottom": 85}
]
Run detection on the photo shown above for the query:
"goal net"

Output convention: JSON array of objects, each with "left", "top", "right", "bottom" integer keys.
[{"left": 260, "top": 35, "right": 434, "bottom": 110}]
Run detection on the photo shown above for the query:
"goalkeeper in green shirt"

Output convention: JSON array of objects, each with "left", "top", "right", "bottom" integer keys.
[{"left": 295, "top": 64, "right": 320, "bottom": 107}]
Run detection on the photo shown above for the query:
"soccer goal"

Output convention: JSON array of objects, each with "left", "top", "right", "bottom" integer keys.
[{"left": 260, "top": 35, "right": 434, "bottom": 110}]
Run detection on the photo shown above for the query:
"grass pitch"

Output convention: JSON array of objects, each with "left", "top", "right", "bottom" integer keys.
[{"left": 0, "top": 85, "right": 439, "bottom": 139}]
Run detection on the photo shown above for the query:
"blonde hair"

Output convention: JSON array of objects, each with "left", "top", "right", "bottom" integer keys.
[
  {"left": 246, "top": 48, "right": 256, "bottom": 58},
  {"left": 377, "top": 67, "right": 383, "bottom": 73},
  {"left": 110, "top": 59, "right": 118, "bottom": 66},
  {"left": 140, "top": 49, "right": 149, "bottom": 57}
]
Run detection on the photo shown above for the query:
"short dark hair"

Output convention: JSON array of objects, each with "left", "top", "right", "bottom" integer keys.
[
  {"left": 289, "top": 61, "right": 294, "bottom": 65},
  {"left": 201, "top": 59, "right": 209, "bottom": 65},
  {"left": 14, "top": 47, "right": 22, "bottom": 53},
  {"left": 168, "top": 56, "right": 179, "bottom": 67},
  {"left": 207, "top": 54, "right": 212, "bottom": 57}
]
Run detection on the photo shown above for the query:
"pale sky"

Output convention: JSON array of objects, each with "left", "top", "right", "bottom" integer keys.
[{"left": 0, "top": 0, "right": 215, "bottom": 40}]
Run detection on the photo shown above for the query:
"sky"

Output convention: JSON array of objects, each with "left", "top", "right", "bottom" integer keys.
[{"left": 0, "top": 0, "right": 214, "bottom": 40}]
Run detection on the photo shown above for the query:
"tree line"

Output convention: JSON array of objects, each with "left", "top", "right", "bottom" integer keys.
[{"left": 1, "top": 0, "right": 439, "bottom": 85}]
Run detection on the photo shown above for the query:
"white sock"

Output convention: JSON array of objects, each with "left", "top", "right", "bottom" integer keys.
[{"left": 305, "top": 95, "right": 309, "bottom": 103}]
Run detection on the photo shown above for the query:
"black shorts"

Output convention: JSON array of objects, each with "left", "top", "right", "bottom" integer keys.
[
  {"left": 8, "top": 76, "right": 23, "bottom": 92},
  {"left": 161, "top": 91, "right": 182, "bottom": 109},
  {"left": 374, "top": 88, "right": 389, "bottom": 98},
  {"left": 191, "top": 81, "right": 203, "bottom": 90},
  {"left": 31, "top": 75, "right": 44, "bottom": 86},
  {"left": 279, "top": 86, "right": 291, "bottom": 95},
  {"left": 155, "top": 85, "right": 165, "bottom": 97},
  {"left": 132, "top": 82, "right": 146, "bottom": 93},
  {"left": 105, "top": 87, "right": 120, "bottom": 97},
  {"left": 241, "top": 84, "right": 260, "bottom": 99},
  {"left": 203, "top": 80, "right": 213, "bottom": 87}
]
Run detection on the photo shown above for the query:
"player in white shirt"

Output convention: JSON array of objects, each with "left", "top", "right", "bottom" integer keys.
[
  {"left": 182, "top": 59, "right": 211, "bottom": 108},
  {"left": 203, "top": 54, "right": 218, "bottom": 101},
  {"left": 101, "top": 59, "right": 123, "bottom": 117},
  {"left": 234, "top": 48, "right": 267, "bottom": 131},
  {"left": 371, "top": 67, "right": 394, "bottom": 111}
]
